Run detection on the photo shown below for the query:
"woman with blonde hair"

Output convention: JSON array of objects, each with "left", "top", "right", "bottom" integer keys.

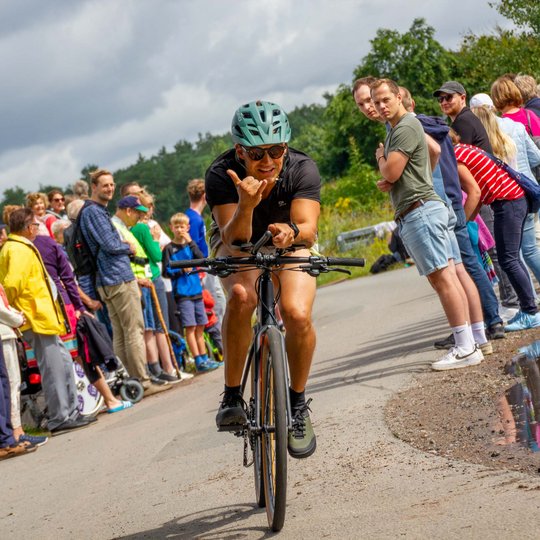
[
  {"left": 25, "top": 192, "right": 53, "bottom": 237},
  {"left": 472, "top": 104, "right": 540, "bottom": 293},
  {"left": 471, "top": 106, "right": 517, "bottom": 165}
]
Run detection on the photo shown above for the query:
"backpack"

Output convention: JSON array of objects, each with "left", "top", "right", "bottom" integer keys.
[{"left": 65, "top": 200, "right": 98, "bottom": 277}]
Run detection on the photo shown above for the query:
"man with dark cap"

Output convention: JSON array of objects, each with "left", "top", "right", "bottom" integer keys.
[{"left": 433, "top": 81, "right": 493, "bottom": 153}]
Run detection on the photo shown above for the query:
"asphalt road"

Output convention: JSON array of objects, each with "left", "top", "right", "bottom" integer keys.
[{"left": 2, "top": 266, "right": 540, "bottom": 539}]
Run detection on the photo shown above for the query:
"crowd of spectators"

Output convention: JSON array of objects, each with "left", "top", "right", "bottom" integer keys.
[
  {"left": 3, "top": 71, "right": 540, "bottom": 460},
  {"left": 0, "top": 173, "right": 225, "bottom": 460},
  {"left": 353, "top": 72, "right": 540, "bottom": 371}
]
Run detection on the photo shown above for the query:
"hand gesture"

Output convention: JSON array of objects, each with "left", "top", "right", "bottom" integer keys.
[
  {"left": 227, "top": 169, "right": 267, "bottom": 210},
  {"left": 268, "top": 223, "right": 295, "bottom": 248}
]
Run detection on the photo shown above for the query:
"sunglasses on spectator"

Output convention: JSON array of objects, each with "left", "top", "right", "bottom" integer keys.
[
  {"left": 52, "top": 197, "right": 65, "bottom": 202},
  {"left": 437, "top": 95, "right": 455, "bottom": 103},
  {"left": 241, "top": 145, "right": 287, "bottom": 161}
]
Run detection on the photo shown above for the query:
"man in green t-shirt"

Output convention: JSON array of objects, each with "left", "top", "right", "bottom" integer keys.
[{"left": 371, "top": 78, "right": 483, "bottom": 372}]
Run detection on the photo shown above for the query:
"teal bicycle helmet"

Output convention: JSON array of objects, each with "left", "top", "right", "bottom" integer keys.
[{"left": 231, "top": 100, "right": 291, "bottom": 146}]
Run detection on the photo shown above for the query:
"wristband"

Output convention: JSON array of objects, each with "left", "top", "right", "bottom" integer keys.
[
  {"left": 377, "top": 155, "right": 385, "bottom": 163},
  {"left": 287, "top": 222, "right": 300, "bottom": 239}
]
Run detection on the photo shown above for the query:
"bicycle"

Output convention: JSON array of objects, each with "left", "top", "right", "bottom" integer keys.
[{"left": 170, "top": 231, "right": 365, "bottom": 531}]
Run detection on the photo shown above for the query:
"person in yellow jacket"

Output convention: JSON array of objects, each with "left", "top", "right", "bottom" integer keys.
[{"left": 0, "top": 208, "right": 96, "bottom": 434}]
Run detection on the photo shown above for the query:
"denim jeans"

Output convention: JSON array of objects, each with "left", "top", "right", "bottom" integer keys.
[
  {"left": 521, "top": 213, "right": 540, "bottom": 284},
  {"left": 453, "top": 205, "right": 502, "bottom": 326},
  {"left": 480, "top": 205, "right": 519, "bottom": 308},
  {"left": 491, "top": 198, "right": 537, "bottom": 314}
]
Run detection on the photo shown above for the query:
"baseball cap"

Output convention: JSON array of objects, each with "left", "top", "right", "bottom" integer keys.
[
  {"left": 433, "top": 81, "right": 466, "bottom": 97},
  {"left": 117, "top": 196, "right": 148, "bottom": 212},
  {"left": 469, "top": 93, "right": 494, "bottom": 109}
]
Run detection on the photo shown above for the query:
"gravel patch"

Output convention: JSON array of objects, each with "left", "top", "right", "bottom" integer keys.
[{"left": 386, "top": 328, "right": 540, "bottom": 477}]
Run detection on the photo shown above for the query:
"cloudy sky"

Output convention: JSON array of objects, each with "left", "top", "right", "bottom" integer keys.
[{"left": 1, "top": 0, "right": 510, "bottom": 193}]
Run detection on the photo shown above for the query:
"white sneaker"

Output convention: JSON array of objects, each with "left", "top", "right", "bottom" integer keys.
[
  {"left": 179, "top": 370, "right": 194, "bottom": 380},
  {"left": 499, "top": 306, "right": 519, "bottom": 323},
  {"left": 431, "top": 346, "right": 484, "bottom": 371}
]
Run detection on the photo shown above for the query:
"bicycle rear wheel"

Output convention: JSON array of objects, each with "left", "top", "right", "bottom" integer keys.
[{"left": 260, "top": 326, "right": 288, "bottom": 531}]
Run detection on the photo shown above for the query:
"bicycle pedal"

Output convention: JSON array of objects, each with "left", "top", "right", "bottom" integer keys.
[{"left": 217, "top": 424, "right": 245, "bottom": 434}]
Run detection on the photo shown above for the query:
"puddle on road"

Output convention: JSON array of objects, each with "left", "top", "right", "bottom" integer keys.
[{"left": 498, "top": 340, "right": 540, "bottom": 452}]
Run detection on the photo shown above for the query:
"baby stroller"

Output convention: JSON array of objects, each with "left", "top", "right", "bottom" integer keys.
[{"left": 19, "top": 341, "right": 144, "bottom": 430}]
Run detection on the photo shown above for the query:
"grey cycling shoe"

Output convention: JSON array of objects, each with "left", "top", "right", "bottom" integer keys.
[{"left": 288, "top": 399, "right": 316, "bottom": 459}]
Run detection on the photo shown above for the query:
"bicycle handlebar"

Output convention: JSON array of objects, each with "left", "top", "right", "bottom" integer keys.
[
  {"left": 169, "top": 254, "right": 365, "bottom": 271},
  {"left": 324, "top": 257, "right": 366, "bottom": 267},
  {"left": 168, "top": 232, "right": 364, "bottom": 274}
]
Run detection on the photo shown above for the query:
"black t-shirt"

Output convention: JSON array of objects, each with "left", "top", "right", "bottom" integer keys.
[
  {"left": 451, "top": 107, "right": 493, "bottom": 153},
  {"left": 205, "top": 147, "right": 321, "bottom": 243}
]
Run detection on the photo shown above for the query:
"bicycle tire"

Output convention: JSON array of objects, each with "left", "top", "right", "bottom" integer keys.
[
  {"left": 260, "top": 326, "right": 288, "bottom": 531},
  {"left": 250, "top": 348, "right": 265, "bottom": 508}
]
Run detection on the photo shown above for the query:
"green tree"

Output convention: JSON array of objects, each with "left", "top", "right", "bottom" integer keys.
[
  {"left": 355, "top": 18, "right": 457, "bottom": 115},
  {"left": 81, "top": 164, "right": 100, "bottom": 183},
  {"left": 0, "top": 186, "right": 26, "bottom": 219},
  {"left": 491, "top": 0, "right": 540, "bottom": 35},
  {"left": 456, "top": 28, "right": 540, "bottom": 93}
]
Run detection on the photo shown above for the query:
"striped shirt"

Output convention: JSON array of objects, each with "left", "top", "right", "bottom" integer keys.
[{"left": 454, "top": 144, "right": 524, "bottom": 205}]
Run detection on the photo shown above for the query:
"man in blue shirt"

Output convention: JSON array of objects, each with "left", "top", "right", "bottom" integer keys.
[{"left": 80, "top": 169, "right": 169, "bottom": 397}]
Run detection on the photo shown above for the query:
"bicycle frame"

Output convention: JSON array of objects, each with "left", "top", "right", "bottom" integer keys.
[{"left": 240, "top": 265, "right": 292, "bottom": 443}]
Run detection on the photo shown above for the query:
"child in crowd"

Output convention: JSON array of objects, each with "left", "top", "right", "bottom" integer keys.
[{"left": 162, "top": 213, "right": 218, "bottom": 373}]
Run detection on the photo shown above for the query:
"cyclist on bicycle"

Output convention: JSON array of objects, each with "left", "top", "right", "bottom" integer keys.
[{"left": 205, "top": 100, "right": 321, "bottom": 459}]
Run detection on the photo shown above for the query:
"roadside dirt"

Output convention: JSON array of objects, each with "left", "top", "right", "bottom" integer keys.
[{"left": 386, "top": 328, "right": 540, "bottom": 477}]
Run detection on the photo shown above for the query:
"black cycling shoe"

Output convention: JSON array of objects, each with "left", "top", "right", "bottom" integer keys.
[
  {"left": 216, "top": 391, "right": 247, "bottom": 431},
  {"left": 288, "top": 399, "right": 316, "bottom": 459},
  {"left": 434, "top": 333, "right": 454, "bottom": 350}
]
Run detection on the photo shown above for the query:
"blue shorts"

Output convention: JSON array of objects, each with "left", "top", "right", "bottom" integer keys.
[
  {"left": 176, "top": 297, "right": 208, "bottom": 328},
  {"left": 447, "top": 205, "right": 462, "bottom": 264},
  {"left": 398, "top": 200, "right": 451, "bottom": 276}
]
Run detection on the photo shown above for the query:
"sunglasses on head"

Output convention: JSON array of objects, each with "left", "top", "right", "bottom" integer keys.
[
  {"left": 437, "top": 94, "right": 455, "bottom": 103},
  {"left": 241, "top": 144, "right": 287, "bottom": 161}
]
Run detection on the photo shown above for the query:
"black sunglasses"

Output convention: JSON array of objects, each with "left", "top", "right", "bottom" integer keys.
[
  {"left": 437, "top": 94, "right": 455, "bottom": 103},
  {"left": 241, "top": 145, "right": 287, "bottom": 161}
]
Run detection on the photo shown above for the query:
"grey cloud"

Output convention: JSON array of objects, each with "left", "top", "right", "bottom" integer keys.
[{"left": 0, "top": 0, "right": 511, "bottom": 193}]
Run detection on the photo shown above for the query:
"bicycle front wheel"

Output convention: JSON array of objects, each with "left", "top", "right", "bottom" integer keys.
[
  {"left": 250, "top": 347, "right": 265, "bottom": 509},
  {"left": 260, "top": 326, "right": 288, "bottom": 532}
]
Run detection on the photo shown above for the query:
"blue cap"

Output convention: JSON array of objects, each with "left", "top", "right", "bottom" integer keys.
[{"left": 117, "top": 196, "right": 148, "bottom": 212}]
